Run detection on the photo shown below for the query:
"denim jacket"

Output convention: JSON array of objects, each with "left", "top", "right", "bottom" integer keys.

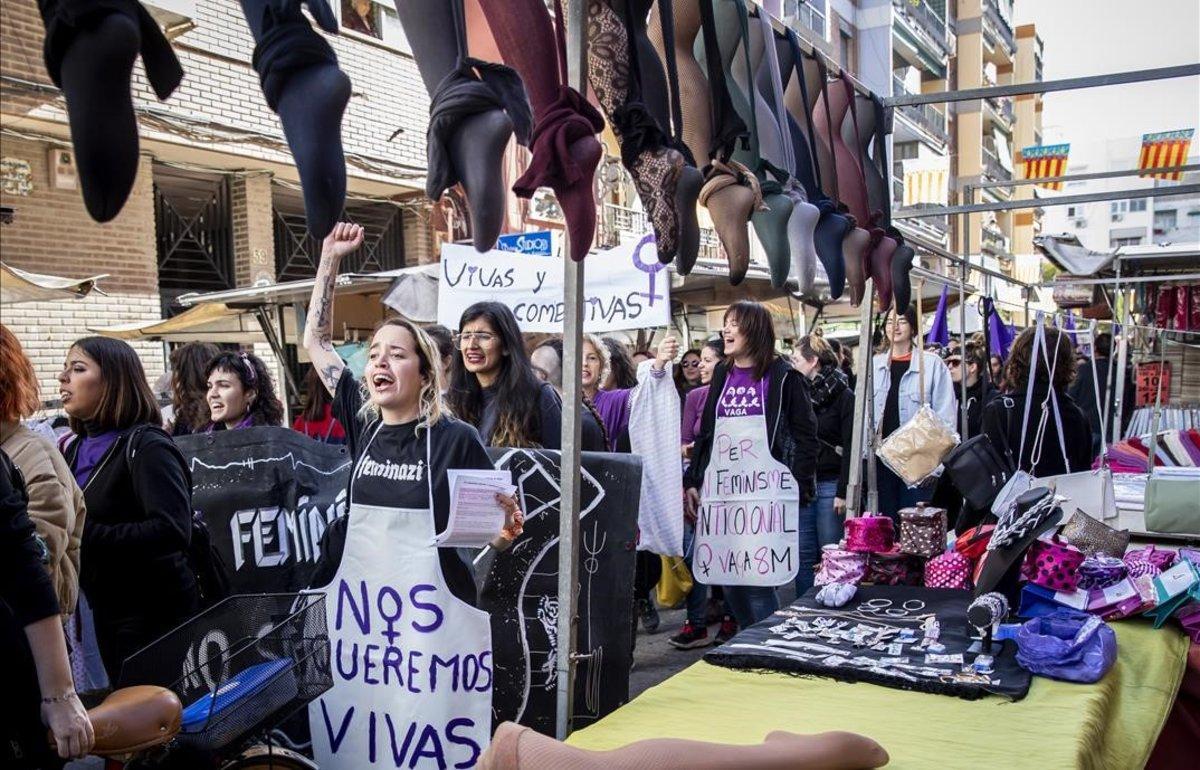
[{"left": 867, "top": 350, "right": 958, "bottom": 447}]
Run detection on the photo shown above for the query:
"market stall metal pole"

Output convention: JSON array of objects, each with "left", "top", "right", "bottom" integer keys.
[
  {"left": 969, "top": 163, "right": 1200, "bottom": 191},
  {"left": 1111, "top": 258, "right": 1130, "bottom": 444},
  {"left": 885, "top": 63, "right": 1200, "bottom": 107},
  {"left": 893, "top": 183, "right": 1200, "bottom": 218},
  {"left": 556, "top": 0, "right": 587, "bottom": 740},
  {"left": 958, "top": 186, "right": 971, "bottom": 440},
  {"left": 845, "top": 278, "right": 875, "bottom": 517}
]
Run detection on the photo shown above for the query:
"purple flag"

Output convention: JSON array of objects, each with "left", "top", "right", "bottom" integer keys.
[
  {"left": 925, "top": 285, "right": 950, "bottom": 347},
  {"left": 986, "top": 298, "right": 1014, "bottom": 360},
  {"left": 1063, "top": 311, "right": 1078, "bottom": 348}
]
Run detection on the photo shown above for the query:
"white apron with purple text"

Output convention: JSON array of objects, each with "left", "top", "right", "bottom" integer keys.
[
  {"left": 309, "top": 425, "right": 492, "bottom": 769},
  {"left": 693, "top": 388, "right": 800, "bottom": 587}
]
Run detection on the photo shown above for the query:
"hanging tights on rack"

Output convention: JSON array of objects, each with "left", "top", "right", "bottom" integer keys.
[
  {"left": 782, "top": 30, "right": 851, "bottom": 300},
  {"left": 478, "top": 0, "right": 605, "bottom": 261},
  {"left": 238, "top": 0, "right": 350, "bottom": 240},
  {"left": 814, "top": 64, "right": 871, "bottom": 307},
  {"left": 752, "top": 8, "right": 820, "bottom": 291},
  {"left": 37, "top": 0, "right": 183, "bottom": 223},
  {"left": 715, "top": 0, "right": 794, "bottom": 288},
  {"left": 586, "top": 0, "right": 703, "bottom": 265},
  {"left": 401, "top": 0, "right": 532, "bottom": 252},
  {"left": 693, "top": 0, "right": 766, "bottom": 285},
  {"left": 846, "top": 80, "right": 897, "bottom": 312}
]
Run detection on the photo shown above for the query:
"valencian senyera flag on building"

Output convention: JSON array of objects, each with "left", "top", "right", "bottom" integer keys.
[
  {"left": 1019, "top": 144, "right": 1070, "bottom": 190},
  {"left": 1139, "top": 129, "right": 1194, "bottom": 180}
]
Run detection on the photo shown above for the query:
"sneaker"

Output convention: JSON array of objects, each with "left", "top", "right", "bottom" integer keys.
[
  {"left": 714, "top": 616, "right": 738, "bottom": 645},
  {"left": 639, "top": 598, "right": 661, "bottom": 633},
  {"left": 668, "top": 622, "right": 711, "bottom": 649}
]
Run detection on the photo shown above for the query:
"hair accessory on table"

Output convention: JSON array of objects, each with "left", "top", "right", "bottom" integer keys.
[
  {"left": 845, "top": 514, "right": 896, "bottom": 554},
  {"left": 815, "top": 582, "right": 858, "bottom": 608},
  {"left": 899, "top": 503, "right": 948, "bottom": 558},
  {"left": 925, "top": 551, "right": 973, "bottom": 590},
  {"left": 815, "top": 546, "right": 868, "bottom": 587},
  {"left": 1021, "top": 536, "right": 1086, "bottom": 592},
  {"left": 1076, "top": 556, "right": 1127, "bottom": 591}
]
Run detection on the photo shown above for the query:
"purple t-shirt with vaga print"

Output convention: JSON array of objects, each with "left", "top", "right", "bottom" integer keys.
[{"left": 716, "top": 366, "right": 768, "bottom": 418}]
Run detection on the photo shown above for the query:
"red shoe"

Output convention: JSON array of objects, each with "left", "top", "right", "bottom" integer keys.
[
  {"left": 714, "top": 616, "right": 738, "bottom": 645},
  {"left": 668, "top": 622, "right": 712, "bottom": 650}
]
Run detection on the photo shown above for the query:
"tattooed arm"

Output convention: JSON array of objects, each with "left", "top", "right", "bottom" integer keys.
[{"left": 303, "top": 222, "right": 365, "bottom": 395}]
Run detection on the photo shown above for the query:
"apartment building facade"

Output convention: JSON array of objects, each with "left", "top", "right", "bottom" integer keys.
[{"left": 0, "top": 0, "right": 436, "bottom": 397}]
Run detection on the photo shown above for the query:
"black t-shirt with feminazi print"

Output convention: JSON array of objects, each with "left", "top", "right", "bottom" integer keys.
[{"left": 309, "top": 369, "right": 495, "bottom": 604}]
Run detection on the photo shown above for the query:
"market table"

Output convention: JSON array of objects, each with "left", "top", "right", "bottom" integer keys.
[{"left": 567, "top": 621, "right": 1189, "bottom": 769}]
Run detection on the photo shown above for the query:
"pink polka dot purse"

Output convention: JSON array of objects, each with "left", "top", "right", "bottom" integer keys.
[{"left": 1021, "top": 536, "right": 1087, "bottom": 592}]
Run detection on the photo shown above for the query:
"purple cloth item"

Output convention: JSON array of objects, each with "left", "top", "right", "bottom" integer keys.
[
  {"left": 985, "top": 296, "right": 1014, "bottom": 360},
  {"left": 71, "top": 429, "right": 120, "bottom": 488},
  {"left": 925, "top": 285, "right": 949, "bottom": 347},
  {"left": 681, "top": 384, "right": 709, "bottom": 446},
  {"left": 716, "top": 367, "right": 767, "bottom": 418},
  {"left": 1077, "top": 556, "right": 1127, "bottom": 590},
  {"left": 591, "top": 387, "right": 632, "bottom": 452}
]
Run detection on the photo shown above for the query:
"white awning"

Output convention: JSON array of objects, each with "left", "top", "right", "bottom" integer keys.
[
  {"left": 88, "top": 302, "right": 274, "bottom": 343},
  {"left": 1, "top": 262, "right": 107, "bottom": 305}
]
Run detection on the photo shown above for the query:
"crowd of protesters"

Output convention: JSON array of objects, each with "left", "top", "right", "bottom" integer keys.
[{"left": 1, "top": 223, "right": 1130, "bottom": 766}]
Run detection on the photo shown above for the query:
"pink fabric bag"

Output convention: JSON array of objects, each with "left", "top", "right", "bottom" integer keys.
[
  {"left": 814, "top": 546, "right": 868, "bottom": 587},
  {"left": 1022, "top": 536, "right": 1086, "bottom": 592},
  {"left": 924, "top": 551, "right": 973, "bottom": 590}
]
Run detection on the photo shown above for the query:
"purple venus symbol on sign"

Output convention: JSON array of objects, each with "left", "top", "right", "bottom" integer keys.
[{"left": 631, "top": 234, "right": 665, "bottom": 306}]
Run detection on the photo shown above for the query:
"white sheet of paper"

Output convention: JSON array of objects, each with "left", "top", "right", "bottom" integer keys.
[{"left": 434, "top": 469, "right": 516, "bottom": 547}]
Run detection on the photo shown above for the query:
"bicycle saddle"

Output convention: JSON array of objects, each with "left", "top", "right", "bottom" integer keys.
[{"left": 80, "top": 685, "right": 182, "bottom": 758}]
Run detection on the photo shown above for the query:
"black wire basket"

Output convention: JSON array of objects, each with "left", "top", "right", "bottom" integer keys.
[{"left": 121, "top": 593, "right": 330, "bottom": 753}]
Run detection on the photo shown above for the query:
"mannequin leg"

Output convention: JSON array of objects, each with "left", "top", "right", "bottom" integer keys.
[
  {"left": 38, "top": 0, "right": 183, "bottom": 222},
  {"left": 239, "top": 0, "right": 349, "bottom": 240},
  {"left": 813, "top": 206, "right": 850, "bottom": 300},
  {"left": 398, "top": 0, "right": 517, "bottom": 251},
  {"left": 480, "top": 721, "right": 890, "bottom": 770},
  {"left": 479, "top": 0, "right": 604, "bottom": 260},
  {"left": 843, "top": 226, "right": 870, "bottom": 307},
  {"left": 890, "top": 240, "right": 915, "bottom": 312},
  {"left": 869, "top": 232, "right": 897, "bottom": 312}
]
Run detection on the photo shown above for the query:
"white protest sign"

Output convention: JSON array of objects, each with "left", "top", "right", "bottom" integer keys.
[
  {"left": 693, "top": 415, "right": 800, "bottom": 587},
  {"left": 437, "top": 234, "right": 670, "bottom": 332},
  {"left": 310, "top": 503, "right": 492, "bottom": 769}
]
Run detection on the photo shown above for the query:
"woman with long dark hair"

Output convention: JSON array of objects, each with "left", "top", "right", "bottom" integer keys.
[
  {"left": 204, "top": 351, "right": 284, "bottom": 431},
  {"left": 448, "top": 301, "right": 603, "bottom": 450},
  {"left": 168, "top": 342, "right": 219, "bottom": 436},
  {"left": 601, "top": 337, "right": 638, "bottom": 391},
  {"left": 303, "top": 223, "right": 524, "bottom": 759},
  {"left": 674, "top": 348, "right": 703, "bottom": 397},
  {"left": 792, "top": 334, "right": 854, "bottom": 593},
  {"left": 683, "top": 301, "right": 818, "bottom": 628},
  {"left": 292, "top": 365, "right": 346, "bottom": 444},
  {"left": 982, "top": 324, "right": 1092, "bottom": 478},
  {"left": 57, "top": 336, "right": 198, "bottom": 680}
]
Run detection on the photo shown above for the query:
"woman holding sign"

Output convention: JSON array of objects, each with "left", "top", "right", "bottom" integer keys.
[
  {"left": 683, "top": 301, "right": 818, "bottom": 628},
  {"left": 304, "top": 223, "right": 523, "bottom": 768}
]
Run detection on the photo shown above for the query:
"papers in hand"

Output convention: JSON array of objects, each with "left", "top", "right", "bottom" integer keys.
[{"left": 433, "top": 469, "right": 517, "bottom": 548}]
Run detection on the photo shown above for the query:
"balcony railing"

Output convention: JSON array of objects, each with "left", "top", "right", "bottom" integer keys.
[
  {"left": 983, "top": 148, "right": 1011, "bottom": 182},
  {"left": 783, "top": 0, "right": 827, "bottom": 40},
  {"left": 893, "top": 76, "right": 949, "bottom": 145},
  {"left": 985, "top": 95, "right": 1014, "bottom": 127},
  {"left": 983, "top": 0, "right": 1016, "bottom": 54},
  {"left": 981, "top": 222, "right": 1011, "bottom": 255},
  {"left": 892, "top": 0, "right": 948, "bottom": 58},
  {"left": 602, "top": 203, "right": 721, "bottom": 262}
]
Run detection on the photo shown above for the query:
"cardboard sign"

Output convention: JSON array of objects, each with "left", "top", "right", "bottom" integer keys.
[
  {"left": 437, "top": 235, "right": 670, "bottom": 333},
  {"left": 1135, "top": 361, "right": 1171, "bottom": 407}
]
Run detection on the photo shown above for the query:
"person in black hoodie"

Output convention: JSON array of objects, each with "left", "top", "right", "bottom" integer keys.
[
  {"left": 981, "top": 325, "right": 1093, "bottom": 479},
  {"left": 1067, "top": 332, "right": 1134, "bottom": 458},
  {"left": 683, "top": 302, "right": 818, "bottom": 627},
  {"left": 936, "top": 341, "right": 999, "bottom": 531},
  {"left": 58, "top": 337, "right": 198, "bottom": 682},
  {"left": 791, "top": 334, "right": 853, "bottom": 594}
]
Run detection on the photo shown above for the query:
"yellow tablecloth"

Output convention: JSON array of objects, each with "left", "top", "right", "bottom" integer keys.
[{"left": 568, "top": 622, "right": 1189, "bottom": 769}]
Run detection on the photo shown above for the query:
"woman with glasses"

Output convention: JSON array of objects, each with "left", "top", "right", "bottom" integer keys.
[
  {"left": 674, "top": 348, "right": 703, "bottom": 398},
  {"left": 448, "top": 303, "right": 605, "bottom": 450},
  {"left": 683, "top": 301, "right": 818, "bottom": 629},
  {"left": 869, "top": 304, "right": 957, "bottom": 519}
]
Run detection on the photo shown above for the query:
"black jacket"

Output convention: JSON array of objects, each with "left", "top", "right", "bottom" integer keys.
[
  {"left": 684, "top": 357, "right": 818, "bottom": 503},
  {"left": 958, "top": 379, "right": 999, "bottom": 439},
  {"left": 1068, "top": 356, "right": 1134, "bottom": 452},
  {"left": 981, "top": 384, "right": 1094, "bottom": 478},
  {"left": 813, "top": 385, "right": 854, "bottom": 498},
  {"left": 1, "top": 449, "right": 63, "bottom": 769},
  {"left": 67, "top": 425, "right": 198, "bottom": 678}
]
